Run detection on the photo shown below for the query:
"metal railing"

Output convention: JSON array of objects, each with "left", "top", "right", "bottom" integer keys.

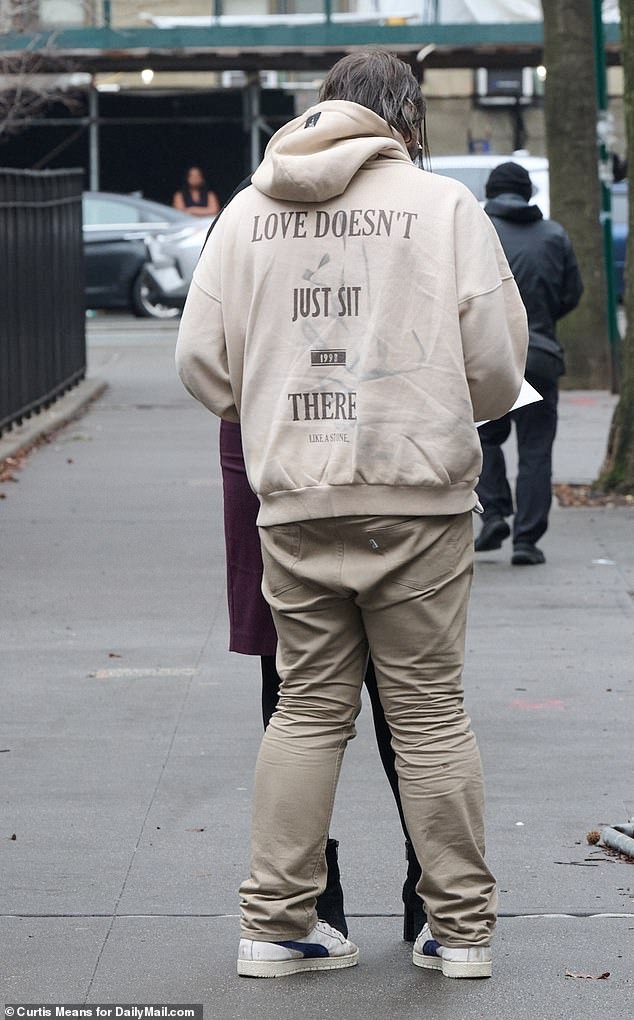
[{"left": 0, "top": 168, "right": 86, "bottom": 436}]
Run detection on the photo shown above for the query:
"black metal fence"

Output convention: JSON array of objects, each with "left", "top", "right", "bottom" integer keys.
[{"left": 0, "top": 168, "right": 85, "bottom": 436}]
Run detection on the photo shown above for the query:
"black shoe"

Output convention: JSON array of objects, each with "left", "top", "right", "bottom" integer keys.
[
  {"left": 474, "top": 517, "right": 510, "bottom": 552},
  {"left": 316, "top": 838, "right": 348, "bottom": 938},
  {"left": 511, "top": 543, "right": 546, "bottom": 565},
  {"left": 402, "top": 840, "right": 427, "bottom": 942}
]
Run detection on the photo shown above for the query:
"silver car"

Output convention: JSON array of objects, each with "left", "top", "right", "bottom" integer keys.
[{"left": 83, "top": 191, "right": 214, "bottom": 319}]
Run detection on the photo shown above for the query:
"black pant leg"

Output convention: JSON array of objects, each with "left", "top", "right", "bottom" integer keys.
[
  {"left": 476, "top": 413, "right": 514, "bottom": 521},
  {"left": 512, "top": 379, "right": 558, "bottom": 546},
  {"left": 260, "top": 654, "right": 280, "bottom": 729}
]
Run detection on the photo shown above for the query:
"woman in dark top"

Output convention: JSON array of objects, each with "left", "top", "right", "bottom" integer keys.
[{"left": 173, "top": 165, "right": 219, "bottom": 217}]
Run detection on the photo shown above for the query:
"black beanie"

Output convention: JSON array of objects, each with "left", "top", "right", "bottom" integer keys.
[{"left": 485, "top": 161, "right": 533, "bottom": 202}]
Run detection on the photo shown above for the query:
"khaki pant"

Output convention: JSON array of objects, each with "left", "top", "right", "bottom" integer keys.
[{"left": 239, "top": 513, "right": 496, "bottom": 948}]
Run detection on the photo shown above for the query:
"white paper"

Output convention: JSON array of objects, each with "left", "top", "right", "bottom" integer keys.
[{"left": 476, "top": 378, "right": 542, "bottom": 427}]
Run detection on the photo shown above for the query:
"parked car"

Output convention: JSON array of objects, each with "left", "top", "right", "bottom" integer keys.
[
  {"left": 430, "top": 154, "right": 627, "bottom": 301},
  {"left": 137, "top": 223, "right": 215, "bottom": 313},
  {"left": 82, "top": 191, "right": 213, "bottom": 318},
  {"left": 139, "top": 237, "right": 192, "bottom": 311}
]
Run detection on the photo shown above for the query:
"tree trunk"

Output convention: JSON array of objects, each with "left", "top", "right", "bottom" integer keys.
[
  {"left": 598, "top": 0, "right": 634, "bottom": 492},
  {"left": 542, "top": 0, "right": 611, "bottom": 388}
]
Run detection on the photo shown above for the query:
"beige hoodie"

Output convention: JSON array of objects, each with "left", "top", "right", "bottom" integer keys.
[{"left": 176, "top": 100, "right": 528, "bottom": 526}]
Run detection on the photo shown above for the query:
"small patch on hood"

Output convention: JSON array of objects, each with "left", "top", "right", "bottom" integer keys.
[{"left": 252, "top": 100, "right": 411, "bottom": 203}]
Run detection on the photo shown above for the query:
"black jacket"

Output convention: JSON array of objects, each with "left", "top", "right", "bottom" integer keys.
[{"left": 485, "top": 193, "right": 583, "bottom": 376}]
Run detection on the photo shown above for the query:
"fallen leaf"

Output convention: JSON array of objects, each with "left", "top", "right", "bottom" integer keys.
[
  {"left": 565, "top": 970, "right": 610, "bottom": 980},
  {"left": 554, "top": 483, "right": 634, "bottom": 508},
  {"left": 0, "top": 449, "right": 29, "bottom": 483}
]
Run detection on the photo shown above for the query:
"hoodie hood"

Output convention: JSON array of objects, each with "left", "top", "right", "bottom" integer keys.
[
  {"left": 251, "top": 99, "right": 411, "bottom": 203},
  {"left": 485, "top": 193, "right": 543, "bottom": 223}
]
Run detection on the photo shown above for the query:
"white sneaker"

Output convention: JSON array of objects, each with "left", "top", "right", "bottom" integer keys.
[
  {"left": 412, "top": 923, "right": 492, "bottom": 979},
  {"left": 237, "top": 919, "right": 359, "bottom": 978}
]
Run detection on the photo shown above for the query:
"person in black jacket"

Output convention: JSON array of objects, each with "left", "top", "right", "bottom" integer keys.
[{"left": 475, "top": 161, "right": 583, "bottom": 565}]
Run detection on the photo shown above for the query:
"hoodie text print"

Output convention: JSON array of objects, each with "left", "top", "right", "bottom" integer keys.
[
  {"left": 176, "top": 100, "right": 529, "bottom": 526},
  {"left": 251, "top": 207, "right": 419, "bottom": 242}
]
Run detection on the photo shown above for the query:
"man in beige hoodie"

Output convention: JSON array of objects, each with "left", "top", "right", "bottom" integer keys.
[{"left": 176, "top": 50, "right": 528, "bottom": 980}]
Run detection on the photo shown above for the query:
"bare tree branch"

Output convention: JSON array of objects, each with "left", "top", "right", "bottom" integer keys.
[{"left": 0, "top": 0, "right": 91, "bottom": 141}]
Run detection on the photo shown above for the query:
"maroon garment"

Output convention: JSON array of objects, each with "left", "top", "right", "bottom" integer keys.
[{"left": 220, "top": 419, "right": 278, "bottom": 655}]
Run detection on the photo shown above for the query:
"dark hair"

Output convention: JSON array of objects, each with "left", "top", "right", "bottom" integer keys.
[
  {"left": 319, "top": 50, "right": 429, "bottom": 163},
  {"left": 182, "top": 165, "right": 208, "bottom": 203}
]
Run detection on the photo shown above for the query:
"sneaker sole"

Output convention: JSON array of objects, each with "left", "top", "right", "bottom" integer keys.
[
  {"left": 237, "top": 949, "right": 359, "bottom": 978},
  {"left": 413, "top": 948, "right": 491, "bottom": 979},
  {"left": 440, "top": 958, "right": 492, "bottom": 979},
  {"left": 412, "top": 947, "right": 442, "bottom": 972}
]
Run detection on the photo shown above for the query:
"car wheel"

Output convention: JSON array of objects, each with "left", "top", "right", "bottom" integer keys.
[{"left": 131, "top": 272, "right": 181, "bottom": 319}]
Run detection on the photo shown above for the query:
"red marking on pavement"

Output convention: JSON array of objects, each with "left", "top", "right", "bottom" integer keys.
[
  {"left": 564, "top": 396, "right": 599, "bottom": 406},
  {"left": 510, "top": 698, "right": 566, "bottom": 711}
]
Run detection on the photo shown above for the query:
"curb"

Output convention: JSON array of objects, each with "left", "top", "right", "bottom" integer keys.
[{"left": 0, "top": 378, "right": 108, "bottom": 466}]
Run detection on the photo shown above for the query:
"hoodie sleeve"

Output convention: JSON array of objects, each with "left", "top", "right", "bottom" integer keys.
[
  {"left": 175, "top": 218, "right": 239, "bottom": 423},
  {"left": 456, "top": 201, "right": 529, "bottom": 423}
]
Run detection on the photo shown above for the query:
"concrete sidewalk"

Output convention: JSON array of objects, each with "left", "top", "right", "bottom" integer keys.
[{"left": 1, "top": 316, "right": 632, "bottom": 1018}]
